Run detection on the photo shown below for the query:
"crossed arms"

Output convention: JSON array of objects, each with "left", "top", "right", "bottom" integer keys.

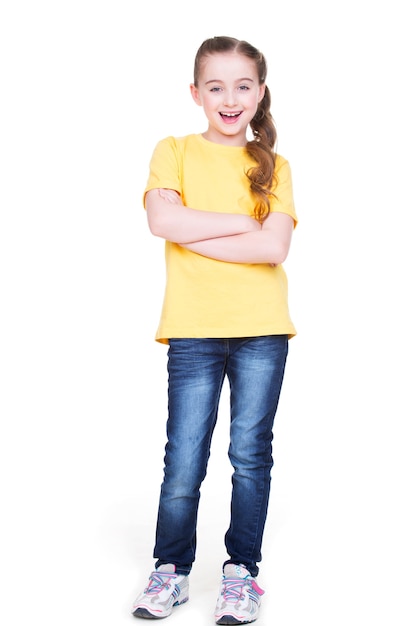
[{"left": 145, "top": 188, "right": 294, "bottom": 266}]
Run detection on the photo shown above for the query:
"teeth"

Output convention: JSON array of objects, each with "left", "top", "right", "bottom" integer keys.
[{"left": 222, "top": 112, "right": 240, "bottom": 117}]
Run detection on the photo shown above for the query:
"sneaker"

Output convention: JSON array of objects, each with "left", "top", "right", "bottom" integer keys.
[
  {"left": 214, "top": 564, "right": 264, "bottom": 624},
  {"left": 132, "top": 564, "right": 189, "bottom": 619}
]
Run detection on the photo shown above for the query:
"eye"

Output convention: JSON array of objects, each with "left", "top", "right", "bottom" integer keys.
[
  {"left": 210, "top": 86, "right": 222, "bottom": 92},
  {"left": 238, "top": 85, "right": 250, "bottom": 91}
]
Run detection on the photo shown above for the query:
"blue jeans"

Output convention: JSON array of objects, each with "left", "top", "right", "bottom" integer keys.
[{"left": 153, "top": 335, "right": 288, "bottom": 577}]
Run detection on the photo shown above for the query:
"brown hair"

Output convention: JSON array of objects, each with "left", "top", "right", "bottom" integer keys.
[{"left": 193, "top": 36, "right": 277, "bottom": 222}]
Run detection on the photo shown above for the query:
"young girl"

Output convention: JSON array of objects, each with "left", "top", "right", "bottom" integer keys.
[{"left": 132, "top": 36, "right": 297, "bottom": 624}]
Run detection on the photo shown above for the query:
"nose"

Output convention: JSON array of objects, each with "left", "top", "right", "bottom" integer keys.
[{"left": 223, "top": 89, "right": 237, "bottom": 107}]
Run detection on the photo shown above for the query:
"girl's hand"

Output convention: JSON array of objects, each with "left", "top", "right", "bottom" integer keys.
[{"left": 158, "top": 188, "right": 183, "bottom": 205}]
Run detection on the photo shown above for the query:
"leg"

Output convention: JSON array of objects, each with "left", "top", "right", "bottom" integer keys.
[
  {"left": 154, "top": 338, "right": 227, "bottom": 575},
  {"left": 224, "top": 335, "right": 288, "bottom": 577}
]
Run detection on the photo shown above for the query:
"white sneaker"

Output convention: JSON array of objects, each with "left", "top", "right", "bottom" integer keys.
[
  {"left": 214, "top": 564, "right": 264, "bottom": 624},
  {"left": 132, "top": 564, "right": 189, "bottom": 619}
]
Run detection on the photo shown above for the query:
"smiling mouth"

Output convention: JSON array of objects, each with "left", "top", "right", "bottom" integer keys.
[{"left": 220, "top": 112, "right": 242, "bottom": 122}]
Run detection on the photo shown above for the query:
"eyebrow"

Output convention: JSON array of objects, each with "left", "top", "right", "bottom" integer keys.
[{"left": 204, "top": 77, "right": 255, "bottom": 85}]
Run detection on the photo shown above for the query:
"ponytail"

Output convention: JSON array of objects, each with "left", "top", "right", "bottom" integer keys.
[{"left": 246, "top": 85, "right": 277, "bottom": 222}]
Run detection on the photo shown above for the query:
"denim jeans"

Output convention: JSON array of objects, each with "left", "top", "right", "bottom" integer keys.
[{"left": 153, "top": 335, "right": 288, "bottom": 577}]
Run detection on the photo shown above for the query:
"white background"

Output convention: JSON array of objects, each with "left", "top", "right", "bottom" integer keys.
[{"left": 1, "top": 1, "right": 417, "bottom": 624}]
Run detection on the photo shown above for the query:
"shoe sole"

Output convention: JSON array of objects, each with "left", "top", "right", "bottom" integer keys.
[
  {"left": 132, "top": 607, "right": 159, "bottom": 619},
  {"left": 216, "top": 615, "right": 257, "bottom": 625},
  {"left": 132, "top": 596, "right": 189, "bottom": 619}
]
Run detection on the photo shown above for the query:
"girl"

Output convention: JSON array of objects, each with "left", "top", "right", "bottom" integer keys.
[{"left": 132, "top": 36, "right": 297, "bottom": 624}]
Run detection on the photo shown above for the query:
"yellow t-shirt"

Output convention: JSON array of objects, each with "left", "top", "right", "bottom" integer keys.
[{"left": 144, "top": 133, "right": 297, "bottom": 344}]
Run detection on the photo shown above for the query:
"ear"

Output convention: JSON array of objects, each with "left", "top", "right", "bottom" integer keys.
[
  {"left": 258, "top": 83, "right": 266, "bottom": 103},
  {"left": 190, "top": 83, "right": 202, "bottom": 106}
]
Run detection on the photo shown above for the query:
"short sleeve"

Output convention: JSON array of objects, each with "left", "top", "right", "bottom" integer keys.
[
  {"left": 271, "top": 156, "right": 298, "bottom": 227},
  {"left": 142, "top": 136, "right": 183, "bottom": 207}
]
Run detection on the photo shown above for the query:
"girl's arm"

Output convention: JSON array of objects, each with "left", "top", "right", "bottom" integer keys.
[
  {"left": 145, "top": 188, "right": 261, "bottom": 244},
  {"left": 181, "top": 211, "right": 295, "bottom": 266}
]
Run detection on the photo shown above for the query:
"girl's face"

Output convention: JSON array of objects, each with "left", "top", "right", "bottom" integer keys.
[{"left": 190, "top": 51, "right": 265, "bottom": 147}]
